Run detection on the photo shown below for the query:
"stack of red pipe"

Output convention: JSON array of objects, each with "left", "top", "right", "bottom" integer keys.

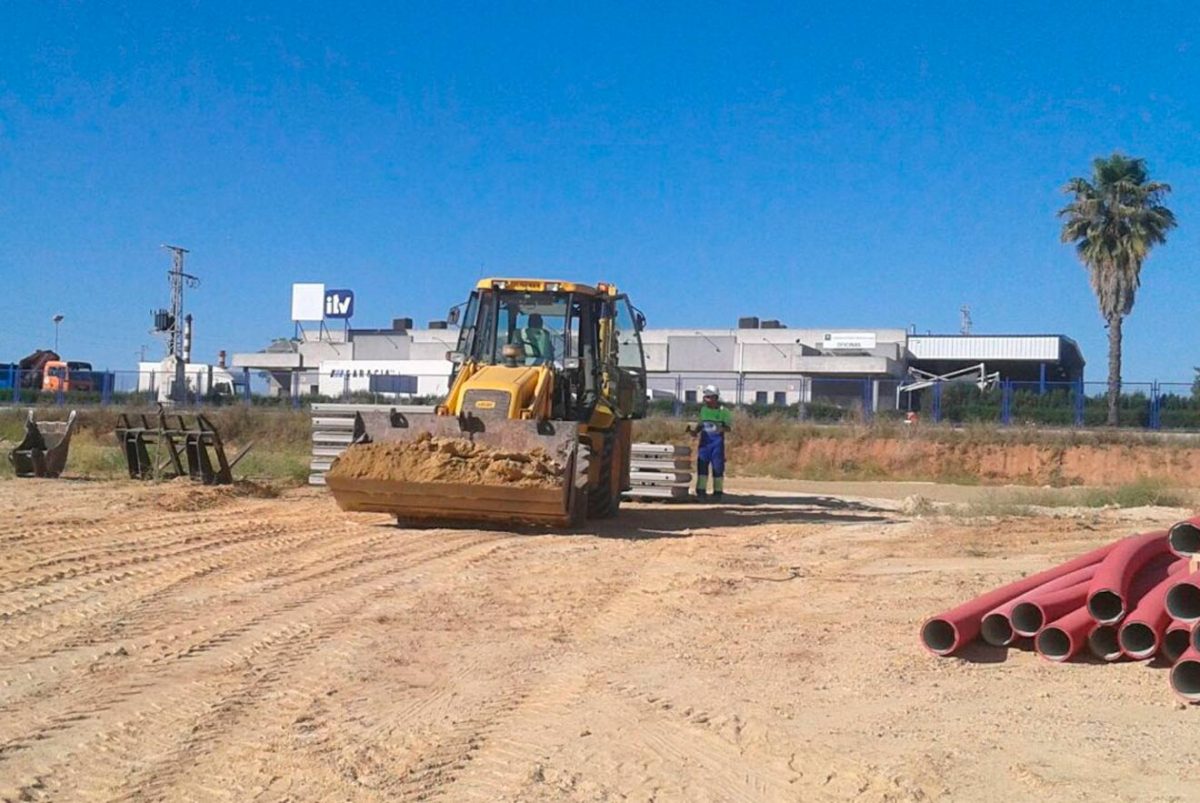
[{"left": 921, "top": 515, "right": 1200, "bottom": 701}]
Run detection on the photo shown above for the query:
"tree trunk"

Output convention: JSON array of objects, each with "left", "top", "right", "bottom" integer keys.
[{"left": 1106, "top": 314, "right": 1123, "bottom": 427}]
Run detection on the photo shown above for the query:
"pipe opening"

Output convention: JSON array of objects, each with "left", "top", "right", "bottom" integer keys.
[
  {"left": 1088, "top": 624, "right": 1121, "bottom": 661},
  {"left": 1087, "top": 590, "right": 1124, "bottom": 624},
  {"left": 921, "top": 619, "right": 958, "bottom": 655},
  {"left": 1163, "top": 629, "right": 1191, "bottom": 664},
  {"left": 1118, "top": 622, "right": 1157, "bottom": 659},
  {"left": 1010, "top": 602, "right": 1045, "bottom": 637},
  {"left": 1169, "top": 522, "right": 1200, "bottom": 557},
  {"left": 1165, "top": 583, "right": 1200, "bottom": 622},
  {"left": 1036, "top": 628, "right": 1071, "bottom": 662},
  {"left": 1170, "top": 658, "right": 1200, "bottom": 701},
  {"left": 1193, "top": 627, "right": 1200, "bottom": 654},
  {"left": 980, "top": 613, "right": 1014, "bottom": 646}
]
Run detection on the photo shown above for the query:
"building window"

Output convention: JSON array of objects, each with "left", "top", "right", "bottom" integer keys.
[
  {"left": 774, "top": 391, "right": 787, "bottom": 406},
  {"left": 755, "top": 391, "right": 768, "bottom": 404},
  {"left": 685, "top": 390, "right": 697, "bottom": 403}
]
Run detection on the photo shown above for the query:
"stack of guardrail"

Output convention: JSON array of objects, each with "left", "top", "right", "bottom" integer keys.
[
  {"left": 308, "top": 403, "right": 433, "bottom": 485},
  {"left": 624, "top": 443, "right": 692, "bottom": 501}
]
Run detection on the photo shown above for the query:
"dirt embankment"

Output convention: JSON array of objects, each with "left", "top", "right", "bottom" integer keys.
[
  {"left": 737, "top": 435, "right": 1200, "bottom": 486},
  {"left": 328, "top": 433, "right": 563, "bottom": 488}
]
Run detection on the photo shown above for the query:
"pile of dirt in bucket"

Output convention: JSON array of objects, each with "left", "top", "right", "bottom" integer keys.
[{"left": 327, "top": 433, "right": 563, "bottom": 489}]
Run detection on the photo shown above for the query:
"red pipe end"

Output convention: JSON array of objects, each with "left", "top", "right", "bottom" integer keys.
[
  {"left": 1011, "top": 601, "right": 1047, "bottom": 637},
  {"left": 1118, "top": 622, "right": 1158, "bottom": 660},
  {"left": 1162, "top": 625, "right": 1191, "bottom": 664},
  {"left": 1035, "top": 627, "right": 1075, "bottom": 662},
  {"left": 980, "top": 612, "right": 1015, "bottom": 646},
  {"left": 920, "top": 618, "right": 960, "bottom": 656},
  {"left": 1165, "top": 579, "right": 1200, "bottom": 623},
  {"left": 1170, "top": 648, "right": 1200, "bottom": 702},
  {"left": 1087, "top": 624, "right": 1122, "bottom": 662},
  {"left": 1169, "top": 521, "right": 1200, "bottom": 557},
  {"left": 1086, "top": 588, "right": 1125, "bottom": 625}
]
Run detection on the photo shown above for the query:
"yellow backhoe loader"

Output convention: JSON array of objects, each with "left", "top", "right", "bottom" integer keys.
[{"left": 325, "top": 278, "right": 648, "bottom": 527}]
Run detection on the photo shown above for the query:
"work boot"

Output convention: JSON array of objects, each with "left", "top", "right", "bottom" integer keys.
[
  {"left": 695, "top": 489, "right": 708, "bottom": 501},
  {"left": 713, "top": 491, "right": 724, "bottom": 501}
]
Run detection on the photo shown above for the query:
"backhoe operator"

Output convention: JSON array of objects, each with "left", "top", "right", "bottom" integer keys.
[{"left": 521, "top": 313, "right": 555, "bottom": 365}]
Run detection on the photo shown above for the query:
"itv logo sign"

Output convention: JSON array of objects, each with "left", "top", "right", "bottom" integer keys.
[{"left": 324, "top": 289, "right": 355, "bottom": 319}]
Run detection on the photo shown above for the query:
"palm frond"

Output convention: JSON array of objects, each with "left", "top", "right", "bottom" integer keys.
[{"left": 1058, "top": 152, "right": 1176, "bottom": 318}]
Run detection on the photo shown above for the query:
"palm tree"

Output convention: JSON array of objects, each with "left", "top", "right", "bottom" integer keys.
[{"left": 1059, "top": 153, "right": 1176, "bottom": 426}]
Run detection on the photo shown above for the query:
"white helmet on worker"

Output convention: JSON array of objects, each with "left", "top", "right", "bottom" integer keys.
[{"left": 702, "top": 385, "right": 719, "bottom": 399}]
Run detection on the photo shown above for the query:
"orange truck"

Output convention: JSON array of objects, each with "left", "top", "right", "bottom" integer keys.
[{"left": 41, "top": 360, "right": 98, "bottom": 393}]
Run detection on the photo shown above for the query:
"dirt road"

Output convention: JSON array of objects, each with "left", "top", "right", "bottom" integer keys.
[{"left": 1, "top": 479, "right": 1196, "bottom": 802}]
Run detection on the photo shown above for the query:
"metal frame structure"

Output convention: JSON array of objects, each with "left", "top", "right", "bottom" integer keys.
[
  {"left": 896, "top": 363, "right": 1000, "bottom": 407},
  {"left": 116, "top": 408, "right": 251, "bottom": 484}
]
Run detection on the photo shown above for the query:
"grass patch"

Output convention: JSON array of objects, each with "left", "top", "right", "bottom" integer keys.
[
  {"left": 951, "top": 498, "right": 1037, "bottom": 518},
  {"left": 946, "top": 478, "right": 1192, "bottom": 518},
  {"left": 1080, "top": 477, "right": 1189, "bottom": 508},
  {"left": 234, "top": 447, "right": 311, "bottom": 485}
]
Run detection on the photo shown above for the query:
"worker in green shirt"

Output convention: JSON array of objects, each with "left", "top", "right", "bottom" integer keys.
[{"left": 689, "top": 384, "right": 732, "bottom": 500}]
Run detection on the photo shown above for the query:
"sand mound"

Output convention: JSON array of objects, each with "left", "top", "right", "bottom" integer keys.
[
  {"left": 328, "top": 433, "right": 564, "bottom": 489},
  {"left": 153, "top": 479, "right": 281, "bottom": 511}
]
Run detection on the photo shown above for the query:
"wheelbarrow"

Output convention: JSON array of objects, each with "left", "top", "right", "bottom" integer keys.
[{"left": 8, "top": 409, "right": 79, "bottom": 478}]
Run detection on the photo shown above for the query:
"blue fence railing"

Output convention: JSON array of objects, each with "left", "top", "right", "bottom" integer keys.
[{"left": 4, "top": 366, "right": 1200, "bottom": 430}]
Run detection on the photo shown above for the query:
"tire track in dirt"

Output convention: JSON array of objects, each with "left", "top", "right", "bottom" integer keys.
[
  {"left": 0, "top": 525, "right": 487, "bottom": 736},
  {"left": 0, "top": 520, "right": 446, "bottom": 720},
  {"left": 1, "top": 531, "right": 514, "bottom": 801},
  {"left": 426, "top": 534, "right": 806, "bottom": 802},
  {"left": 382, "top": 544, "right": 688, "bottom": 802},
  {"left": 0, "top": 507, "right": 261, "bottom": 577},
  {"left": 0, "top": 518, "right": 407, "bottom": 713},
  {"left": 4, "top": 518, "right": 368, "bottom": 662},
  {"left": 0, "top": 504, "right": 253, "bottom": 554},
  {"left": 0, "top": 514, "right": 309, "bottom": 609}
]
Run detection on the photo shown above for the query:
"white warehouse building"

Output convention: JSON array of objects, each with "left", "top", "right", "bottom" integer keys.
[{"left": 233, "top": 313, "right": 1084, "bottom": 414}]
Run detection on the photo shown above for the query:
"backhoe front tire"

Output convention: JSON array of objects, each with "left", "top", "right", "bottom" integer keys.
[
  {"left": 567, "top": 444, "right": 589, "bottom": 528},
  {"left": 587, "top": 431, "right": 621, "bottom": 519}
]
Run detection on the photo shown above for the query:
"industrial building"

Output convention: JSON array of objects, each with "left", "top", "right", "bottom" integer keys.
[{"left": 232, "top": 309, "right": 1085, "bottom": 414}]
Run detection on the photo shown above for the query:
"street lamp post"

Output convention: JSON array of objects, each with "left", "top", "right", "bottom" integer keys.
[{"left": 52, "top": 314, "right": 64, "bottom": 353}]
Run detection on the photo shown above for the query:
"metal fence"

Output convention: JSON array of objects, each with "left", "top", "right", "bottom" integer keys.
[
  {"left": 4, "top": 365, "right": 1200, "bottom": 430},
  {"left": 653, "top": 374, "right": 1200, "bottom": 430}
]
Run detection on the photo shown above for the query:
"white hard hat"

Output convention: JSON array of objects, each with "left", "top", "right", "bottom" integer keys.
[{"left": 702, "top": 385, "right": 719, "bottom": 398}]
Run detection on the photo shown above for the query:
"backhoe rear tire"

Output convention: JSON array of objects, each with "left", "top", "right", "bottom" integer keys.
[{"left": 587, "top": 431, "right": 621, "bottom": 519}]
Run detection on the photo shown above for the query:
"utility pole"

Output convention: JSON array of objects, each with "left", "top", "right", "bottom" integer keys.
[
  {"left": 960, "top": 305, "right": 972, "bottom": 336},
  {"left": 159, "top": 245, "right": 200, "bottom": 403},
  {"left": 52, "top": 314, "right": 64, "bottom": 352}
]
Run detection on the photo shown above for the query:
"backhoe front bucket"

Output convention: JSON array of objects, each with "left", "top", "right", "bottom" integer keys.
[
  {"left": 8, "top": 410, "right": 78, "bottom": 478},
  {"left": 325, "top": 410, "right": 587, "bottom": 528}
]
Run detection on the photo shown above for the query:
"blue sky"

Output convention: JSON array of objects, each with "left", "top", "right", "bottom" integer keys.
[{"left": 1, "top": 2, "right": 1197, "bottom": 382}]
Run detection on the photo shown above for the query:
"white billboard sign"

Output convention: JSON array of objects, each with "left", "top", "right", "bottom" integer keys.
[
  {"left": 291, "top": 283, "right": 326, "bottom": 322},
  {"left": 823, "top": 332, "right": 877, "bottom": 351}
]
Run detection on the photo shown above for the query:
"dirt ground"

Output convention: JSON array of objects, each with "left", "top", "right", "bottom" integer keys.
[{"left": 1, "top": 478, "right": 1197, "bottom": 802}]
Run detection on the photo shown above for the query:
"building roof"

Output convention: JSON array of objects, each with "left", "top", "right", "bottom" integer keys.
[{"left": 907, "top": 334, "right": 1084, "bottom": 368}]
